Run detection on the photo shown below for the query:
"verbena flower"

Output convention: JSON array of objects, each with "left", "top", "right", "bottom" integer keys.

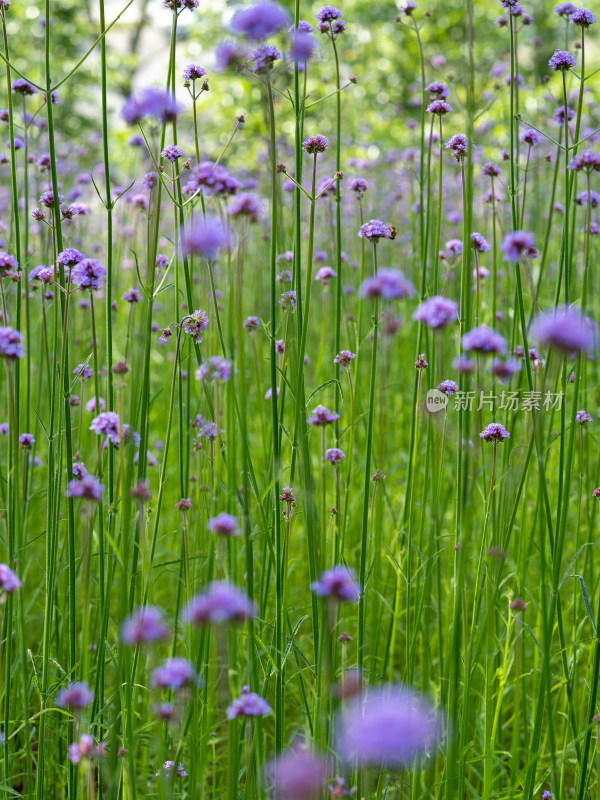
[
  {"left": 66, "top": 474, "right": 104, "bottom": 502},
  {"left": 359, "top": 269, "right": 415, "bottom": 300},
  {"left": 183, "top": 581, "right": 255, "bottom": 625},
  {"left": 56, "top": 682, "right": 93, "bottom": 709},
  {"left": 471, "top": 232, "right": 490, "bottom": 252},
  {"left": 230, "top": 1, "right": 288, "bottom": 39},
  {"left": 267, "top": 747, "right": 328, "bottom": 800},
  {"left": 226, "top": 193, "right": 262, "bottom": 221},
  {"left": 184, "top": 218, "right": 229, "bottom": 260},
  {"left": 549, "top": 49, "right": 576, "bottom": 70},
  {"left": 425, "top": 81, "right": 449, "bottom": 98},
  {"left": 90, "top": 411, "right": 120, "bottom": 445},
  {"left": 207, "top": 513, "right": 240, "bottom": 536},
  {"left": 122, "top": 87, "right": 181, "bottom": 125},
  {"left": 121, "top": 607, "right": 169, "bottom": 645},
  {"left": 576, "top": 409, "right": 593, "bottom": 424},
  {"left": 571, "top": 7, "right": 595, "bottom": 27},
  {"left": 183, "top": 310, "right": 209, "bottom": 344},
  {"left": 436, "top": 380, "right": 459, "bottom": 396},
  {"left": 151, "top": 658, "right": 197, "bottom": 691},
  {"left": 307, "top": 405, "right": 340, "bottom": 426},
  {"left": 413, "top": 296, "right": 458, "bottom": 329},
  {"left": 490, "top": 357, "right": 522, "bottom": 381},
  {"left": 226, "top": 687, "right": 272, "bottom": 719},
  {"left": 531, "top": 306, "right": 596, "bottom": 352},
  {"left": 0, "top": 327, "right": 24, "bottom": 360},
  {"left": 462, "top": 326, "right": 506, "bottom": 354},
  {"left": 183, "top": 64, "right": 206, "bottom": 84},
  {"left": 334, "top": 350, "right": 356, "bottom": 367},
  {"left": 568, "top": 149, "right": 600, "bottom": 172},
  {"left": 72, "top": 258, "right": 106, "bottom": 291},
  {"left": 426, "top": 99, "right": 452, "bottom": 115},
  {"left": 303, "top": 134, "right": 329, "bottom": 154},
  {"left": 161, "top": 144, "right": 185, "bottom": 162},
  {"left": 445, "top": 134, "right": 468, "bottom": 161},
  {"left": 480, "top": 423, "right": 510, "bottom": 443},
  {"left": 311, "top": 565, "right": 361, "bottom": 602},
  {"left": 0, "top": 563, "right": 21, "bottom": 593},
  {"left": 336, "top": 685, "right": 441, "bottom": 766},
  {"left": 325, "top": 447, "right": 345, "bottom": 464},
  {"left": 195, "top": 355, "right": 232, "bottom": 382},
  {"left": 247, "top": 43, "right": 282, "bottom": 73},
  {"left": 501, "top": 230, "right": 536, "bottom": 261},
  {"left": 555, "top": 2, "right": 576, "bottom": 16}
]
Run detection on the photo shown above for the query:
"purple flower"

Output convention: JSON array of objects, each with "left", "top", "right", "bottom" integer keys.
[
  {"left": 151, "top": 658, "right": 197, "bottom": 691},
  {"left": 568, "top": 149, "right": 600, "bottom": 172},
  {"left": 359, "top": 269, "right": 414, "bottom": 300},
  {"left": 183, "top": 309, "right": 209, "bottom": 344},
  {"left": 336, "top": 685, "right": 441, "bottom": 766},
  {"left": 156, "top": 760, "right": 188, "bottom": 777},
  {"left": 520, "top": 128, "right": 540, "bottom": 146},
  {"left": 207, "top": 512, "right": 240, "bottom": 537},
  {"left": 502, "top": 230, "right": 536, "bottom": 261},
  {"left": 427, "top": 99, "right": 452, "bottom": 115},
  {"left": 425, "top": 81, "right": 449, "bottom": 98},
  {"left": 230, "top": 1, "right": 288, "bottom": 39},
  {"left": 576, "top": 409, "right": 593, "bottom": 424},
  {"left": 490, "top": 357, "right": 522, "bottom": 381},
  {"left": 183, "top": 64, "right": 207, "bottom": 84},
  {"left": 303, "top": 134, "right": 329, "bottom": 154},
  {"left": 268, "top": 748, "right": 328, "bottom": 800},
  {"left": 280, "top": 290, "right": 297, "bottom": 311},
  {"left": 311, "top": 565, "right": 361, "bottom": 602},
  {"left": 11, "top": 78, "right": 37, "bottom": 95},
  {"left": 532, "top": 307, "right": 596, "bottom": 352},
  {"left": 358, "top": 219, "right": 394, "bottom": 242},
  {"left": 57, "top": 248, "right": 85, "bottom": 269},
  {"left": 195, "top": 355, "right": 232, "bottom": 383},
  {"left": 161, "top": 144, "right": 185, "bottom": 162},
  {"left": 90, "top": 411, "right": 120, "bottom": 445},
  {"left": 415, "top": 353, "right": 429, "bottom": 370},
  {"left": 480, "top": 423, "right": 510, "bottom": 443},
  {"left": 183, "top": 581, "right": 255, "bottom": 625},
  {"left": 462, "top": 325, "right": 506, "bottom": 354},
  {"left": 482, "top": 162, "right": 502, "bottom": 177},
  {"left": 290, "top": 30, "right": 316, "bottom": 61},
  {"left": 315, "top": 267, "right": 336, "bottom": 285},
  {"left": 244, "top": 316, "right": 261, "bottom": 331},
  {"left": 188, "top": 162, "right": 241, "bottom": 197},
  {"left": 184, "top": 217, "right": 229, "bottom": 260},
  {"left": 226, "top": 688, "right": 272, "bottom": 719},
  {"left": 334, "top": 350, "right": 356, "bottom": 367},
  {"left": 247, "top": 43, "right": 282, "bottom": 73},
  {"left": 436, "top": 380, "right": 459, "bottom": 396},
  {"left": 549, "top": 49, "right": 576, "bottom": 70},
  {"left": 471, "top": 232, "right": 490, "bottom": 252},
  {"left": 72, "top": 258, "right": 106, "bottom": 291},
  {"left": 142, "top": 171, "right": 158, "bottom": 190},
  {"left": 121, "top": 606, "right": 169, "bottom": 645},
  {"left": 0, "top": 327, "right": 24, "bottom": 360},
  {"left": 66, "top": 474, "right": 104, "bottom": 502},
  {"left": 307, "top": 405, "right": 340, "bottom": 426},
  {"left": 325, "top": 447, "right": 345, "bottom": 464},
  {"left": 446, "top": 238, "right": 463, "bottom": 256},
  {"left": 315, "top": 5, "right": 345, "bottom": 33},
  {"left": 163, "top": 0, "right": 199, "bottom": 10},
  {"left": 18, "top": 433, "right": 34, "bottom": 450},
  {"left": 122, "top": 87, "right": 181, "bottom": 126},
  {"left": 556, "top": 2, "right": 576, "bottom": 15},
  {"left": 445, "top": 134, "right": 468, "bottom": 160},
  {"left": 226, "top": 193, "right": 262, "bottom": 222},
  {"left": 0, "top": 563, "right": 21, "bottom": 593},
  {"left": 0, "top": 251, "right": 18, "bottom": 273},
  {"left": 571, "top": 7, "right": 595, "bottom": 27},
  {"left": 349, "top": 177, "right": 368, "bottom": 194},
  {"left": 413, "top": 296, "right": 458, "bottom": 329},
  {"left": 56, "top": 682, "right": 93, "bottom": 710}
]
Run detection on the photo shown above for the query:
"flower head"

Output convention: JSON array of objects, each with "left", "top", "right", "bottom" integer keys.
[
  {"left": 267, "top": 747, "right": 328, "bottom": 800},
  {"left": 307, "top": 405, "right": 340, "bottom": 426},
  {"left": 501, "top": 230, "right": 536, "bottom": 261},
  {"left": 462, "top": 325, "right": 506, "bottom": 354},
  {"left": 571, "top": 7, "right": 596, "bottom": 27},
  {"left": 90, "top": 412, "right": 120, "bottom": 445},
  {"left": 121, "top": 607, "right": 169, "bottom": 645},
  {"left": 66, "top": 474, "right": 104, "bottom": 502},
  {"left": 445, "top": 134, "right": 468, "bottom": 161},
  {"left": 427, "top": 99, "right": 452, "bottom": 115},
  {"left": 226, "top": 688, "right": 272, "bottom": 719},
  {"left": 207, "top": 513, "right": 240, "bottom": 536},
  {"left": 413, "top": 296, "right": 458, "bottom": 329},
  {"left": 325, "top": 447, "right": 345, "bottom": 464},
  {"left": 436, "top": 380, "right": 459, "bottom": 396},
  {"left": 480, "top": 423, "right": 510, "bottom": 443},
  {"left": 549, "top": 49, "right": 576, "bottom": 70},
  {"left": 358, "top": 219, "right": 395, "bottom": 242},
  {"left": 0, "top": 327, "right": 24, "bottom": 360},
  {"left": 161, "top": 144, "right": 185, "bottom": 162},
  {"left": 230, "top": 1, "right": 288, "bottom": 39},
  {"left": 183, "top": 309, "right": 209, "bottom": 344},
  {"left": 334, "top": 350, "right": 356, "bottom": 367},
  {"left": 56, "top": 682, "right": 93, "bottom": 710},
  {"left": 122, "top": 87, "right": 181, "bottom": 126},
  {"left": 303, "top": 134, "right": 329, "bottom": 154},
  {"left": 471, "top": 232, "right": 491, "bottom": 252},
  {"left": 151, "top": 658, "right": 197, "bottom": 691},
  {"left": 360, "top": 269, "right": 414, "bottom": 301},
  {"left": 311, "top": 565, "right": 361, "bottom": 602},
  {"left": 0, "top": 563, "right": 21, "bottom": 593},
  {"left": 184, "top": 218, "right": 229, "bottom": 260},
  {"left": 72, "top": 258, "right": 106, "bottom": 291},
  {"left": 183, "top": 581, "right": 255, "bottom": 625},
  {"left": 531, "top": 307, "right": 596, "bottom": 352},
  {"left": 247, "top": 43, "right": 282, "bottom": 73},
  {"left": 196, "top": 355, "right": 232, "bottom": 383}
]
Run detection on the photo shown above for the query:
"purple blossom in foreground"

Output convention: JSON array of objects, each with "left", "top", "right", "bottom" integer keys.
[
  {"left": 56, "top": 682, "right": 93, "bottom": 710},
  {"left": 66, "top": 474, "right": 104, "bottom": 502},
  {"left": 247, "top": 43, "right": 282, "bottom": 73},
  {"left": 183, "top": 581, "right": 255, "bottom": 625},
  {"left": 0, "top": 563, "right": 21, "bottom": 593},
  {"left": 480, "top": 423, "right": 510, "bottom": 443},
  {"left": 549, "top": 49, "right": 576, "bottom": 70},
  {"left": 471, "top": 232, "right": 490, "bottom": 252},
  {"left": 161, "top": 144, "right": 185, "bottom": 162},
  {"left": 0, "top": 327, "right": 24, "bottom": 360},
  {"left": 268, "top": 748, "right": 328, "bottom": 800},
  {"left": 151, "top": 658, "right": 197, "bottom": 691},
  {"left": 311, "top": 565, "right": 361, "bottom": 602},
  {"left": 576, "top": 409, "right": 593, "bottom": 424},
  {"left": 307, "top": 405, "right": 340, "bottom": 426},
  {"left": 413, "top": 296, "right": 458, "bottom": 329},
  {"left": 121, "top": 607, "right": 169, "bottom": 645},
  {"left": 462, "top": 325, "right": 506, "bottom": 354},
  {"left": 571, "top": 7, "right": 595, "bottom": 27},
  {"left": 184, "top": 218, "right": 229, "bottom": 260},
  {"left": 226, "top": 687, "right": 272, "bottom": 719},
  {"left": 303, "top": 134, "right": 329, "bottom": 154},
  {"left": 334, "top": 350, "right": 356, "bottom": 367},
  {"left": 445, "top": 134, "right": 468, "bottom": 161},
  {"left": 207, "top": 513, "right": 240, "bottom": 537},
  {"left": 90, "top": 412, "right": 120, "bottom": 445},
  {"left": 359, "top": 268, "right": 414, "bottom": 300},
  {"left": 72, "top": 258, "right": 106, "bottom": 291},
  {"left": 427, "top": 99, "right": 452, "bottom": 115},
  {"left": 501, "top": 230, "right": 536, "bottom": 261},
  {"left": 230, "top": 1, "right": 288, "bottom": 39},
  {"left": 531, "top": 307, "right": 596, "bottom": 352},
  {"left": 336, "top": 685, "right": 441, "bottom": 766},
  {"left": 358, "top": 219, "right": 395, "bottom": 242}
]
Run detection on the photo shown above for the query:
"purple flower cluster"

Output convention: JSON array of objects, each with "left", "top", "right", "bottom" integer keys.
[
  {"left": 195, "top": 355, "right": 232, "bottom": 383},
  {"left": 226, "top": 687, "right": 272, "bottom": 719},
  {"left": 0, "top": 327, "right": 24, "bottom": 360},
  {"left": 183, "top": 309, "right": 209, "bottom": 344},
  {"left": 0, "top": 563, "right": 21, "bottom": 593},
  {"left": 121, "top": 606, "right": 169, "bottom": 645},
  {"left": 413, "top": 296, "right": 458, "bottom": 329},
  {"left": 307, "top": 405, "right": 340, "bottom": 426},
  {"left": 72, "top": 258, "right": 107, "bottom": 291},
  {"left": 207, "top": 513, "right": 240, "bottom": 536},
  {"left": 183, "top": 581, "right": 255, "bottom": 625},
  {"left": 480, "top": 423, "right": 510, "bottom": 443},
  {"left": 531, "top": 307, "right": 596, "bottom": 352},
  {"left": 359, "top": 268, "right": 415, "bottom": 300},
  {"left": 303, "top": 134, "right": 329, "bottom": 154},
  {"left": 311, "top": 565, "right": 361, "bottom": 602},
  {"left": 230, "top": 1, "right": 288, "bottom": 39},
  {"left": 549, "top": 49, "right": 576, "bottom": 70},
  {"left": 462, "top": 325, "right": 506, "bottom": 354},
  {"left": 90, "top": 411, "right": 120, "bottom": 445},
  {"left": 247, "top": 44, "right": 282, "bottom": 73},
  {"left": 151, "top": 658, "right": 197, "bottom": 691},
  {"left": 122, "top": 87, "right": 181, "bottom": 126}
]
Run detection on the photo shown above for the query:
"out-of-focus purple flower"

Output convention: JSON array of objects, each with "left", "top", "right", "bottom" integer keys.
[
  {"left": 471, "top": 232, "right": 490, "bottom": 252},
  {"left": 122, "top": 288, "right": 141, "bottom": 303},
  {"left": 556, "top": 2, "right": 576, "bottom": 15},
  {"left": 315, "top": 267, "right": 336, "bottom": 285},
  {"left": 18, "top": 432, "right": 34, "bottom": 450},
  {"left": 549, "top": 49, "right": 576, "bottom": 70},
  {"left": 188, "top": 161, "right": 241, "bottom": 197},
  {"left": 66, "top": 474, "right": 104, "bottom": 502},
  {"left": 462, "top": 325, "right": 506, "bottom": 354},
  {"left": 336, "top": 685, "right": 441, "bottom": 766},
  {"left": 307, "top": 405, "right": 340, "bottom": 426},
  {"left": 226, "top": 193, "right": 262, "bottom": 222},
  {"left": 532, "top": 306, "right": 596, "bottom": 352},
  {"left": 226, "top": 687, "right": 272, "bottom": 719},
  {"left": 279, "top": 290, "right": 297, "bottom": 311},
  {"left": 184, "top": 581, "right": 255, "bottom": 625},
  {"left": 196, "top": 355, "right": 232, "bottom": 383},
  {"left": 482, "top": 162, "right": 502, "bottom": 177},
  {"left": 576, "top": 409, "right": 593, "bottom": 424},
  {"left": 290, "top": 30, "right": 316, "bottom": 61},
  {"left": 244, "top": 316, "right": 261, "bottom": 331},
  {"left": 413, "top": 296, "right": 458, "bottom": 329},
  {"left": 0, "top": 563, "right": 21, "bottom": 593},
  {"left": 446, "top": 238, "right": 463, "bottom": 256},
  {"left": 490, "top": 357, "right": 522, "bottom": 381},
  {"left": 311, "top": 565, "right": 361, "bottom": 602},
  {"left": 230, "top": 1, "right": 288, "bottom": 39},
  {"left": 349, "top": 177, "right": 368, "bottom": 194},
  {"left": 184, "top": 217, "right": 229, "bottom": 260},
  {"left": 56, "top": 682, "right": 93, "bottom": 710},
  {"left": 151, "top": 658, "right": 197, "bottom": 691},
  {"left": 11, "top": 78, "right": 37, "bottom": 95},
  {"left": 267, "top": 747, "right": 328, "bottom": 800},
  {"left": 501, "top": 230, "right": 535, "bottom": 261},
  {"left": 207, "top": 512, "right": 240, "bottom": 537},
  {"left": 0, "top": 327, "right": 24, "bottom": 360},
  {"left": 121, "top": 606, "right": 169, "bottom": 645},
  {"left": 68, "top": 734, "right": 95, "bottom": 764},
  {"left": 359, "top": 269, "right": 414, "bottom": 300},
  {"left": 90, "top": 411, "right": 120, "bottom": 445},
  {"left": 122, "top": 88, "right": 181, "bottom": 126}
]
